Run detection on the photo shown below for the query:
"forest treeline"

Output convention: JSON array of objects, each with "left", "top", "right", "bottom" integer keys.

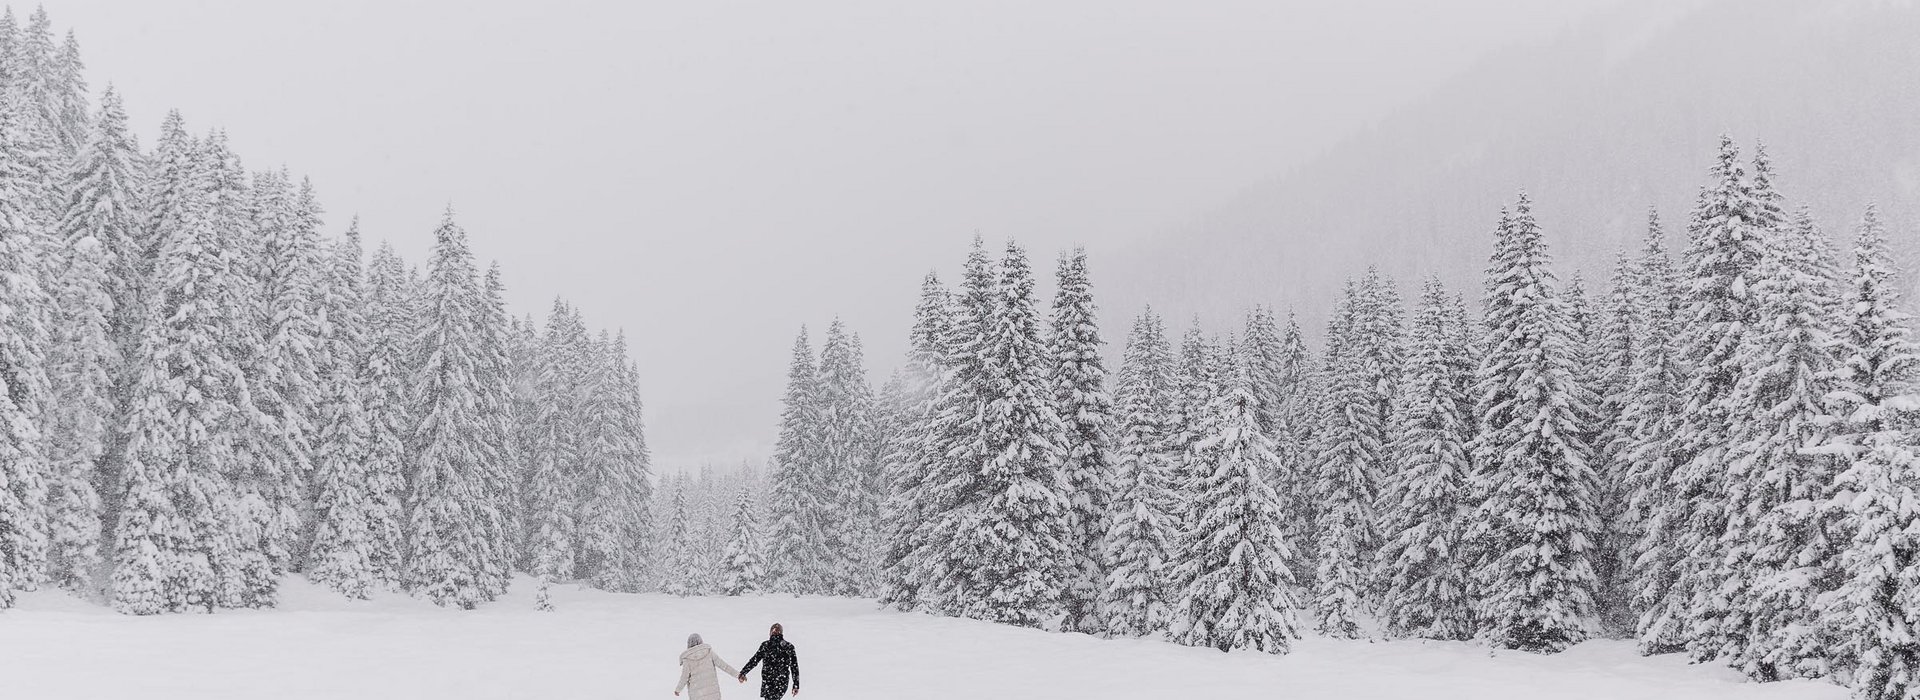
[
  {"left": 755, "top": 138, "right": 1919, "bottom": 700},
  {"left": 0, "top": 7, "right": 655, "bottom": 615}
]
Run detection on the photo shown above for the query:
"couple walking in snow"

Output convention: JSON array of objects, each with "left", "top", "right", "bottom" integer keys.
[{"left": 675, "top": 623, "right": 801, "bottom": 700}]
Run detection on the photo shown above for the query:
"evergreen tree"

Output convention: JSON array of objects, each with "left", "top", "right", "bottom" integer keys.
[
  {"left": 1170, "top": 356, "right": 1303, "bottom": 653},
  {"left": 720, "top": 486, "right": 767, "bottom": 596},
  {"left": 402, "top": 211, "right": 505, "bottom": 608},
  {"left": 815, "top": 319, "right": 877, "bottom": 596},
  {"left": 662, "top": 487, "right": 694, "bottom": 597},
  {"left": 879, "top": 272, "right": 950, "bottom": 610},
  {"left": 1101, "top": 310, "right": 1178, "bottom": 638},
  {"left": 1241, "top": 306, "right": 1288, "bottom": 440},
  {"left": 250, "top": 171, "right": 322, "bottom": 571},
  {"left": 1654, "top": 138, "right": 1775, "bottom": 661},
  {"left": 1718, "top": 207, "right": 1842, "bottom": 679},
  {"left": 1816, "top": 205, "right": 1920, "bottom": 690},
  {"left": 80, "top": 89, "right": 148, "bottom": 543},
  {"left": 0, "top": 105, "right": 51, "bottom": 605},
  {"left": 954, "top": 241, "right": 1072, "bottom": 628},
  {"left": 305, "top": 224, "right": 389, "bottom": 598},
  {"left": 1621, "top": 212, "right": 1689, "bottom": 653},
  {"left": 1465, "top": 194, "right": 1600, "bottom": 653},
  {"left": 1274, "top": 311, "right": 1317, "bottom": 586},
  {"left": 1048, "top": 248, "right": 1114, "bottom": 634},
  {"left": 1376, "top": 278, "right": 1475, "bottom": 640},
  {"left": 109, "top": 120, "right": 248, "bottom": 614},
  {"left": 1309, "top": 280, "right": 1386, "bottom": 639},
  {"left": 912, "top": 239, "right": 997, "bottom": 614},
  {"left": 595, "top": 331, "right": 655, "bottom": 592},
  {"left": 42, "top": 86, "right": 136, "bottom": 593},
  {"left": 1827, "top": 423, "right": 1920, "bottom": 700},
  {"left": 358, "top": 242, "right": 411, "bottom": 589},
  {"left": 1590, "top": 249, "right": 1642, "bottom": 637},
  {"left": 197, "top": 131, "right": 276, "bottom": 608},
  {"left": 471, "top": 265, "right": 517, "bottom": 590},
  {"left": 766, "top": 327, "right": 829, "bottom": 595}
]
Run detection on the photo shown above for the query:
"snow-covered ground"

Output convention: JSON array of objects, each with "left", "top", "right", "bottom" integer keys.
[{"left": 0, "top": 578, "right": 1847, "bottom": 700}]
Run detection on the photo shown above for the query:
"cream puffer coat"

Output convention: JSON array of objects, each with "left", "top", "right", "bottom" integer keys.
[{"left": 675, "top": 643, "right": 741, "bottom": 700}]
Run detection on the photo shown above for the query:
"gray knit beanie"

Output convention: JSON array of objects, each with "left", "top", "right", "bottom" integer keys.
[{"left": 687, "top": 633, "right": 704, "bottom": 648}]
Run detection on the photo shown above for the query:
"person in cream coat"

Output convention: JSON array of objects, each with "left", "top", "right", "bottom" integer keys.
[{"left": 674, "top": 633, "right": 743, "bottom": 700}]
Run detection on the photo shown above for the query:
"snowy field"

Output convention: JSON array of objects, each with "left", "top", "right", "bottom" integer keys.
[{"left": 0, "top": 578, "right": 1846, "bottom": 700}]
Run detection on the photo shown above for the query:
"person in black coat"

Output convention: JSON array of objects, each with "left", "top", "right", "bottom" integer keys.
[{"left": 738, "top": 623, "right": 800, "bottom": 698}]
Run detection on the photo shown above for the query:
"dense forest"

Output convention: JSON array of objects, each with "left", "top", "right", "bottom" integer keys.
[
  {"left": 761, "top": 138, "right": 1920, "bottom": 699},
  {"left": 0, "top": 7, "right": 654, "bottom": 614}
]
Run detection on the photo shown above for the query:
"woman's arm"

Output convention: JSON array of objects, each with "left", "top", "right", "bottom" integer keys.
[
  {"left": 675, "top": 661, "right": 690, "bottom": 694},
  {"left": 714, "top": 654, "right": 740, "bottom": 678}
]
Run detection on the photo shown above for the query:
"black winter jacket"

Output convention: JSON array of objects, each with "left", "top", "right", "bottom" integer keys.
[{"left": 740, "top": 635, "right": 800, "bottom": 698}]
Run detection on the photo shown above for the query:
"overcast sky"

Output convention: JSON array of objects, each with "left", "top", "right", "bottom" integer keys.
[{"left": 42, "top": 0, "right": 1620, "bottom": 474}]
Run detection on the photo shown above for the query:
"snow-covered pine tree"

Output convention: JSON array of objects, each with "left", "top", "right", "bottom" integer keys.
[
  {"left": 1048, "top": 248, "right": 1113, "bottom": 634},
  {"left": 1654, "top": 138, "right": 1775, "bottom": 661},
  {"left": 1465, "top": 194, "right": 1600, "bottom": 653},
  {"left": 305, "top": 223, "right": 388, "bottom": 598},
  {"left": 912, "top": 239, "right": 998, "bottom": 614},
  {"left": 720, "top": 486, "right": 767, "bottom": 596},
  {"left": 50, "top": 30, "right": 87, "bottom": 158},
  {"left": 502, "top": 314, "right": 541, "bottom": 570},
  {"left": 1715, "top": 207, "right": 1842, "bottom": 679},
  {"left": 472, "top": 265, "right": 517, "bottom": 593},
  {"left": 1620, "top": 211, "right": 1690, "bottom": 654},
  {"left": 879, "top": 272, "right": 950, "bottom": 610},
  {"left": 767, "top": 327, "right": 829, "bottom": 595},
  {"left": 1561, "top": 272, "right": 1604, "bottom": 467},
  {"left": 43, "top": 85, "right": 137, "bottom": 593},
  {"left": 1827, "top": 421, "right": 1920, "bottom": 700},
  {"left": 1167, "top": 319, "right": 1217, "bottom": 505},
  {"left": 1101, "top": 310, "right": 1178, "bottom": 638},
  {"left": 1811, "top": 207, "right": 1920, "bottom": 692},
  {"left": 109, "top": 117, "right": 248, "bottom": 614},
  {"left": 815, "top": 319, "right": 877, "bottom": 596},
  {"left": 1310, "top": 280, "right": 1386, "bottom": 639},
  {"left": 662, "top": 486, "right": 695, "bottom": 597},
  {"left": 8, "top": 8, "right": 83, "bottom": 158},
  {"left": 3, "top": 7, "right": 64, "bottom": 224},
  {"left": 194, "top": 131, "right": 278, "bottom": 609},
  {"left": 594, "top": 331, "right": 655, "bottom": 592},
  {"left": 249, "top": 171, "right": 322, "bottom": 573},
  {"left": 358, "top": 241, "right": 411, "bottom": 589},
  {"left": 1170, "top": 348, "right": 1303, "bottom": 653},
  {"left": 1375, "top": 277, "right": 1475, "bottom": 641},
  {"left": 1589, "top": 249, "right": 1642, "bottom": 637},
  {"left": 0, "top": 102, "right": 51, "bottom": 606},
  {"left": 532, "top": 299, "right": 586, "bottom": 580},
  {"left": 1826, "top": 206, "right": 1920, "bottom": 437},
  {"left": 79, "top": 89, "right": 148, "bottom": 543},
  {"left": 1274, "top": 311, "right": 1317, "bottom": 586},
  {"left": 528, "top": 386, "right": 569, "bottom": 611},
  {"left": 1241, "top": 306, "right": 1287, "bottom": 440},
  {"left": 402, "top": 211, "right": 505, "bottom": 608},
  {"left": 953, "top": 240, "right": 1072, "bottom": 628}
]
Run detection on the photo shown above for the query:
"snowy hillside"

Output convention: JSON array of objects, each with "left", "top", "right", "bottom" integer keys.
[
  {"left": 1112, "top": 0, "right": 1920, "bottom": 335},
  {"left": 0, "top": 579, "right": 1846, "bottom": 700}
]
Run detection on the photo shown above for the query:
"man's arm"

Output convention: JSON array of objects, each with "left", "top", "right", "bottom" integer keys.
[
  {"left": 789, "top": 646, "right": 799, "bottom": 690},
  {"left": 740, "top": 646, "right": 765, "bottom": 676}
]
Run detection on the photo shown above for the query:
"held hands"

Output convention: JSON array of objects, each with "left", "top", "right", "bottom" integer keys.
[{"left": 738, "top": 673, "right": 748, "bottom": 683}]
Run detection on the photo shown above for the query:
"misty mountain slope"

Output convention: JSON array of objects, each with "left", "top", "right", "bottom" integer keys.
[{"left": 1111, "top": 0, "right": 1920, "bottom": 333}]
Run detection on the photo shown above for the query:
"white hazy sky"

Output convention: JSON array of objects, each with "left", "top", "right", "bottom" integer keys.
[{"left": 41, "top": 0, "right": 1618, "bottom": 474}]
